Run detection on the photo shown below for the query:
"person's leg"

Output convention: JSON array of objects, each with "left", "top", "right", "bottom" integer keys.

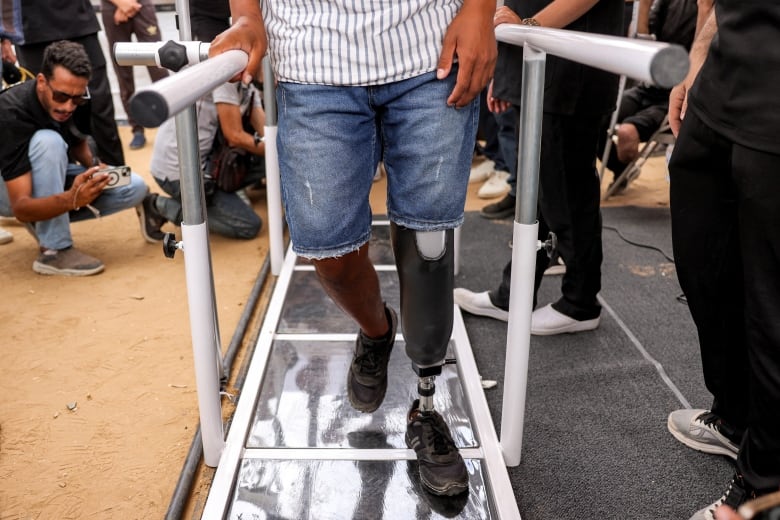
[
  {"left": 732, "top": 143, "right": 780, "bottom": 492},
  {"left": 101, "top": 3, "right": 136, "bottom": 131},
  {"left": 133, "top": 1, "right": 169, "bottom": 135},
  {"left": 537, "top": 113, "right": 604, "bottom": 321},
  {"left": 380, "top": 69, "right": 476, "bottom": 496},
  {"left": 205, "top": 189, "right": 262, "bottom": 239},
  {"left": 669, "top": 111, "right": 750, "bottom": 431},
  {"left": 275, "top": 81, "right": 388, "bottom": 337},
  {"left": 75, "top": 35, "right": 125, "bottom": 166},
  {"left": 27, "top": 130, "right": 74, "bottom": 250},
  {"left": 153, "top": 178, "right": 184, "bottom": 225}
]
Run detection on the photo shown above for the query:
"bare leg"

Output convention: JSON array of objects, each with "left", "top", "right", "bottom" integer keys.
[{"left": 313, "top": 243, "right": 389, "bottom": 337}]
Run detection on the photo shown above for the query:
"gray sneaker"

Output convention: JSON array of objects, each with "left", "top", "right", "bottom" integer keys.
[
  {"left": 33, "top": 247, "right": 104, "bottom": 276},
  {"left": 667, "top": 409, "right": 741, "bottom": 460}
]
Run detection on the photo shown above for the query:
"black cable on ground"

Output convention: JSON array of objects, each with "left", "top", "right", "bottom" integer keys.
[
  {"left": 602, "top": 224, "right": 675, "bottom": 263},
  {"left": 165, "top": 255, "right": 272, "bottom": 520},
  {"left": 602, "top": 223, "right": 687, "bottom": 304}
]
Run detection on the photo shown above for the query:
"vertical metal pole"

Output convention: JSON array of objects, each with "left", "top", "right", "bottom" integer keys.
[
  {"left": 262, "top": 58, "right": 285, "bottom": 275},
  {"left": 501, "top": 45, "right": 546, "bottom": 467},
  {"left": 173, "top": 0, "right": 225, "bottom": 467}
]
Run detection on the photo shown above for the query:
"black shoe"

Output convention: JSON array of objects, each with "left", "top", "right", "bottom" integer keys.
[
  {"left": 347, "top": 306, "right": 397, "bottom": 413},
  {"left": 136, "top": 193, "right": 167, "bottom": 244},
  {"left": 129, "top": 131, "right": 146, "bottom": 150},
  {"left": 405, "top": 399, "right": 469, "bottom": 497},
  {"left": 689, "top": 473, "right": 761, "bottom": 520},
  {"left": 480, "top": 194, "right": 515, "bottom": 219}
]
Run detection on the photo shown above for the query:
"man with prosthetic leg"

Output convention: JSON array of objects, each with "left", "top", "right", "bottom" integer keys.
[{"left": 210, "top": 0, "right": 495, "bottom": 500}]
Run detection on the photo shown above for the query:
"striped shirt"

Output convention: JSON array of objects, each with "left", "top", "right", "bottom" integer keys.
[{"left": 262, "top": 0, "right": 464, "bottom": 85}]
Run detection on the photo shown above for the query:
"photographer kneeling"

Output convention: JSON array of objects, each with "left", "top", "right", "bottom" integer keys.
[
  {"left": 0, "top": 40, "right": 165, "bottom": 276},
  {"left": 149, "top": 80, "right": 265, "bottom": 240}
]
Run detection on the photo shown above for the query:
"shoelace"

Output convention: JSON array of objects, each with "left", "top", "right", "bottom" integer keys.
[
  {"left": 708, "top": 475, "right": 752, "bottom": 517},
  {"left": 420, "top": 413, "right": 457, "bottom": 456},
  {"left": 355, "top": 345, "right": 384, "bottom": 376}
]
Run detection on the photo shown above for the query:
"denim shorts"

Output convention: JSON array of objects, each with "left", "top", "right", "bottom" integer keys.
[{"left": 276, "top": 69, "right": 479, "bottom": 259}]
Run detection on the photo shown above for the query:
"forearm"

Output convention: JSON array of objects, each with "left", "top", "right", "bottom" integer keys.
[
  {"left": 229, "top": 0, "right": 264, "bottom": 22},
  {"left": 10, "top": 189, "right": 76, "bottom": 222},
  {"left": 688, "top": 7, "right": 716, "bottom": 78},
  {"left": 532, "top": 0, "right": 601, "bottom": 28},
  {"left": 695, "top": 0, "right": 715, "bottom": 37}
]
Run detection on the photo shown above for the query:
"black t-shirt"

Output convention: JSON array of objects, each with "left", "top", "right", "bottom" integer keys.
[
  {"left": 0, "top": 81, "right": 86, "bottom": 181},
  {"left": 493, "top": 0, "right": 624, "bottom": 115},
  {"left": 189, "top": 0, "right": 231, "bottom": 23},
  {"left": 688, "top": 1, "right": 780, "bottom": 154},
  {"left": 21, "top": 0, "right": 100, "bottom": 44}
]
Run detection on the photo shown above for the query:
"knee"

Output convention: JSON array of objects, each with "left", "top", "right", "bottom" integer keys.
[{"left": 29, "top": 130, "right": 67, "bottom": 164}]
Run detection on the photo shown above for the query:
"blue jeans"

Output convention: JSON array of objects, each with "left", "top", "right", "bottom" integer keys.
[
  {"left": 153, "top": 177, "right": 262, "bottom": 240},
  {"left": 0, "top": 129, "right": 147, "bottom": 250},
  {"left": 276, "top": 69, "right": 479, "bottom": 259}
]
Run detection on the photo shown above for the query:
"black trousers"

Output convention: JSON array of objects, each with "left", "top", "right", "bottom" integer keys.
[
  {"left": 670, "top": 110, "right": 780, "bottom": 491},
  {"left": 101, "top": 0, "right": 169, "bottom": 134},
  {"left": 490, "top": 112, "right": 605, "bottom": 321},
  {"left": 17, "top": 34, "right": 125, "bottom": 166}
]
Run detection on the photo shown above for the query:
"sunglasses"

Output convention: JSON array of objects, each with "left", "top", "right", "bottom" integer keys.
[{"left": 45, "top": 80, "right": 91, "bottom": 106}]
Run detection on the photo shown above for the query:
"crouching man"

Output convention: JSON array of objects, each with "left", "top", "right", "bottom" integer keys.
[{"left": 0, "top": 40, "right": 165, "bottom": 276}]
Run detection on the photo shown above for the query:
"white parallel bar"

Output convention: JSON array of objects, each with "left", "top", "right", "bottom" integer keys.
[
  {"left": 495, "top": 24, "right": 688, "bottom": 88},
  {"left": 113, "top": 40, "right": 209, "bottom": 68},
  {"left": 201, "top": 245, "right": 299, "bottom": 518},
  {"left": 501, "top": 221, "right": 538, "bottom": 467},
  {"left": 129, "top": 49, "right": 248, "bottom": 128},
  {"left": 264, "top": 125, "right": 285, "bottom": 275},
  {"left": 181, "top": 222, "right": 225, "bottom": 467},
  {"left": 452, "top": 307, "right": 522, "bottom": 520}
]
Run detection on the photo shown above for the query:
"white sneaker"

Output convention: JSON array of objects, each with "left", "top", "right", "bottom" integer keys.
[
  {"left": 530, "top": 304, "right": 600, "bottom": 335},
  {"left": 469, "top": 159, "right": 494, "bottom": 184},
  {"left": 453, "top": 288, "right": 508, "bottom": 322},
  {"left": 0, "top": 227, "right": 12, "bottom": 245},
  {"left": 543, "top": 256, "right": 566, "bottom": 276},
  {"left": 477, "top": 170, "right": 510, "bottom": 199}
]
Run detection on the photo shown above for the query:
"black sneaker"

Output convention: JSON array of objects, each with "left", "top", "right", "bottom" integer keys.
[
  {"left": 689, "top": 473, "right": 759, "bottom": 520},
  {"left": 480, "top": 193, "right": 515, "bottom": 219},
  {"left": 405, "top": 399, "right": 469, "bottom": 496},
  {"left": 129, "top": 131, "right": 146, "bottom": 150},
  {"left": 136, "top": 193, "right": 167, "bottom": 244},
  {"left": 347, "top": 306, "right": 397, "bottom": 413}
]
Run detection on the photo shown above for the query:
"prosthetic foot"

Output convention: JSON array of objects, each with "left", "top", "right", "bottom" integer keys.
[{"left": 392, "top": 224, "right": 469, "bottom": 496}]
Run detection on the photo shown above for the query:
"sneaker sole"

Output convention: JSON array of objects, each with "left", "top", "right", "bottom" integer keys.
[
  {"left": 33, "top": 261, "right": 104, "bottom": 276},
  {"left": 135, "top": 206, "right": 163, "bottom": 244},
  {"left": 455, "top": 300, "right": 508, "bottom": 322},
  {"left": 666, "top": 415, "right": 739, "bottom": 460},
  {"left": 530, "top": 317, "right": 600, "bottom": 336},
  {"left": 347, "top": 371, "right": 387, "bottom": 413},
  {"left": 479, "top": 207, "right": 514, "bottom": 220},
  {"left": 419, "top": 473, "right": 469, "bottom": 497}
]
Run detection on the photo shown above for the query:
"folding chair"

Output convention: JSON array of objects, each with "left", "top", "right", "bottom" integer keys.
[{"left": 602, "top": 114, "right": 675, "bottom": 199}]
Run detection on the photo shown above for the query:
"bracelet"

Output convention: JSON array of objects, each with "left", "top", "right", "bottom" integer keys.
[
  {"left": 522, "top": 17, "right": 541, "bottom": 26},
  {"left": 72, "top": 183, "right": 85, "bottom": 211}
]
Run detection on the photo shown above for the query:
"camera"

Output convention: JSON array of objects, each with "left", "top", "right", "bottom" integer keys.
[{"left": 98, "top": 165, "right": 132, "bottom": 189}]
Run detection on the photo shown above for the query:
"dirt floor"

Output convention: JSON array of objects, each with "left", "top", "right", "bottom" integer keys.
[{"left": 0, "top": 126, "right": 670, "bottom": 520}]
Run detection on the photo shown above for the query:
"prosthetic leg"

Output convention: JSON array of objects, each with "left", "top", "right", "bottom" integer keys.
[
  {"left": 391, "top": 223, "right": 468, "bottom": 496},
  {"left": 391, "top": 223, "right": 454, "bottom": 405}
]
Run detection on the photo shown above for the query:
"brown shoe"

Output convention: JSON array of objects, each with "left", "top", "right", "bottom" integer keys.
[{"left": 33, "top": 247, "right": 104, "bottom": 276}]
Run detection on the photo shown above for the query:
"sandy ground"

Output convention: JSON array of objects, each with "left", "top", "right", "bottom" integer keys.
[{"left": 0, "top": 126, "right": 670, "bottom": 519}]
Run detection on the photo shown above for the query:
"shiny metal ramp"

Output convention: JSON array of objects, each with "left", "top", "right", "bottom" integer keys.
[{"left": 203, "top": 221, "right": 520, "bottom": 519}]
